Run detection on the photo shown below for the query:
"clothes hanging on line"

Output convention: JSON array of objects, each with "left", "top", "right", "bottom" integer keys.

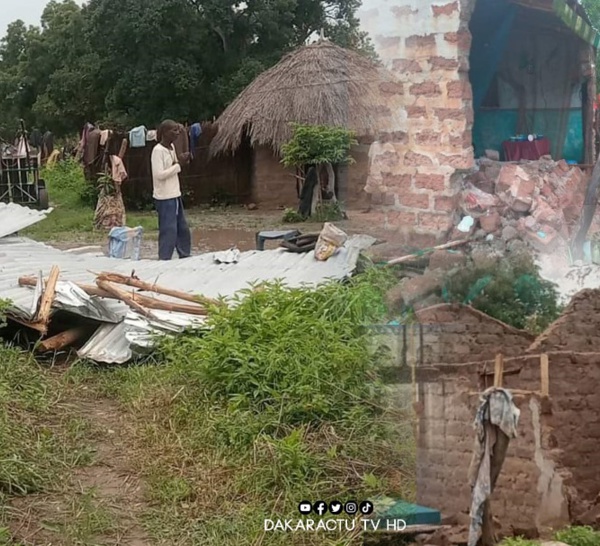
[
  {"left": 100, "top": 130, "right": 112, "bottom": 146},
  {"left": 189, "top": 123, "right": 202, "bottom": 158},
  {"left": 129, "top": 126, "right": 147, "bottom": 148},
  {"left": 146, "top": 130, "right": 157, "bottom": 142}
]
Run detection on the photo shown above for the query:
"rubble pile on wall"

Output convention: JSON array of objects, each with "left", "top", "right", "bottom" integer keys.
[{"left": 457, "top": 157, "right": 589, "bottom": 251}]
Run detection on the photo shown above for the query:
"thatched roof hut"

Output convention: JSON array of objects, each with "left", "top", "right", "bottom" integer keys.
[{"left": 209, "top": 40, "right": 400, "bottom": 157}]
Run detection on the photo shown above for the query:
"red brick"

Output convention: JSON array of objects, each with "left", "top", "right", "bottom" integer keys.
[
  {"left": 406, "top": 106, "right": 427, "bottom": 118},
  {"left": 434, "top": 108, "right": 464, "bottom": 122},
  {"left": 437, "top": 153, "right": 473, "bottom": 170},
  {"left": 449, "top": 131, "right": 472, "bottom": 149},
  {"left": 383, "top": 192, "right": 396, "bottom": 205},
  {"left": 405, "top": 152, "right": 434, "bottom": 167},
  {"left": 428, "top": 57, "right": 460, "bottom": 71},
  {"left": 434, "top": 196, "right": 457, "bottom": 212},
  {"left": 399, "top": 192, "right": 430, "bottom": 209},
  {"left": 379, "top": 131, "right": 408, "bottom": 143},
  {"left": 392, "top": 59, "right": 422, "bottom": 73},
  {"left": 410, "top": 82, "right": 442, "bottom": 97},
  {"left": 432, "top": 2, "right": 459, "bottom": 16},
  {"left": 406, "top": 34, "right": 436, "bottom": 48},
  {"left": 415, "top": 174, "right": 446, "bottom": 191},
  {"left": 379, "top": 81, "right": 404, "bottom": 95},
  {"left": 415, "top": 131, "right": 442, "bottom": 146},
  {"left": 370, "top": 192, "right": 384, "bottom": 205},
  {"left": 444, "top": 31, "right": 472, "bottom": 51},
  {"left": 387, "top": 211, "right": 417, "bottom": 227},
  {"left": 419, "top": 212, "right": 453, "bottom": 231},
  {"left": 383, "top": 173, "right": 412, "bottom": 190},
  {"left": 447, "top": 80, "right": 473, "bottom": 99}
]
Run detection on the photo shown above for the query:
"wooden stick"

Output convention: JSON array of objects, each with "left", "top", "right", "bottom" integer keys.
[
  {"left": 97, "top": 271, "right": 221, "bottom": 307},
  {"left": 37, "top": 327, "right": 88, "bottom": 353},
  {"left": 19, "top": 276, "right": 208, "bottom": 316},
  {"left": 33, "top": 266, "right": 60, "bottom": 333},
  {"left": 385, "top": 239, "right": 472, "bottom": 266},
  {"left": 540, "top": 353, "right": 549, "bottom": 397},
  {"left": 494, "top": 354, "right": 504, "bottom": 388},
  {"left": 96, "top": 280, "right": 156, "bottom": 319}
]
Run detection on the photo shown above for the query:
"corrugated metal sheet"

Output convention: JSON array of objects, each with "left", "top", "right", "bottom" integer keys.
[
  {"left": 0, "top": 203, "right": 54, "bottom": 238},
  {"left": 0, "top": 234, "right": 374, "bottom": 363}
]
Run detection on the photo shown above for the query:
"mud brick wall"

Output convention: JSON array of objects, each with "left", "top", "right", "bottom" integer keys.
[
  {"left": 252, "top": 145, "right": 371, "bottom": 209},
  {"left": 416, "top": 304, "right": 534, "bottom": 364},
  {"left": 358, "top": 0, "right": 475, "bottom": 243},
  {"left": 417, "top": 352, "right": 600, "bottom": 533},
  {"left": 528, "top": 289, "right": 600, "bottom": 354}
]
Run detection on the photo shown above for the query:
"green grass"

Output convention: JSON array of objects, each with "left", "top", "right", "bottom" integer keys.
[
  {"left": 555, "top": 526, "right": 600, "bottom": 546},
  {"left": 66, "top": 268, "right": 412, "bottom": 546},
  {"left": 22, "top": 159, "right": 158, "bottom": 243}
]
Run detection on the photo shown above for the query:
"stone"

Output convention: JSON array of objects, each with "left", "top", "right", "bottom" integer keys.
[
  {"left": 524, "top": 224, "right": 559, "bottom": 251},
  {"left": 485, "top": 149, "right": 500, "bottom": 161},
  {"left": 386, "top": 285, "right": 405, "bottom": 314},
  {"left": 502, "top": 225, "right": 518, "bottom": 242},
  {"left": 479, "top": 211, "right": 501, "bottom": 233},
  {"left": 246, "top": 203, "right": 258, "bottom": 210},
  {"left": 428, "top": 249, "right": 467, "bottom": 271},
  {"left": 497, "top": 164, "right": 527, "bottom": 193},
  {"left": 531, "top": 198, "right": 564, "bottom": 230},
  {"left": 471, "top": 246, "right": 503, "bottom": 269},
  {"left": 399, "top": 273, "right": 443, "bottom": 306}
]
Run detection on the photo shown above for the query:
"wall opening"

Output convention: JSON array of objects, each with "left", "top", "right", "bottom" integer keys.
[{"left": 468, "top": 0, "right": 588, "bottom": 163}]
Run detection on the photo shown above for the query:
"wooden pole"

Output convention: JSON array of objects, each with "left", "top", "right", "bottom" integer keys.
[
  {"left": 96, "top": 280, "right": 156, "bottom": 320},
  {"left": 96, "top": 272, "right": 221, "bottom": 307},
  {"left": 32, "top": 266, "right": 60, "bottom": 334},
  {"left": 19, "top": 276, "right": 208, "bottom": 316},
  {"left": 493, "top": 354, "right": 504, "bottom": 388},
  {"left": 540, "top": 354, "right": 549, "bottom": 398},
  {"left": 386, "top": 239, "right": 472, "bottom": 267},
  {"left": 37, "top": 327, "right": 88, "bottom": 353}
]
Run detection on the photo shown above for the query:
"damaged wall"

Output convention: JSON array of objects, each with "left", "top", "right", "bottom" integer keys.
[
  {"left": 414, "top": 297, "right": 600, "bottom": 534},
  {"left": 358, "top": 0, "right": 475, "bottom": 244}
]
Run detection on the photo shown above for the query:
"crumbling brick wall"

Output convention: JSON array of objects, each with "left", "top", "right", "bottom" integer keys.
[
  {"left": 416, "top": 304, "right": 534, "bottom": 364},
  {"left": 416, "top": 347, "right": 600, "bottom": 534},
  {"left": 358, "top": 0, "right": 476, "bottom": 243}
]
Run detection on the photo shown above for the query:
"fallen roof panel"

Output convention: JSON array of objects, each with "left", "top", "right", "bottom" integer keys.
[
  {"left": 0, "top": 234, "right": 375, "bottom": 363},
  {"left": 0, "top": 203, "right": 53, "bottom": 238}
]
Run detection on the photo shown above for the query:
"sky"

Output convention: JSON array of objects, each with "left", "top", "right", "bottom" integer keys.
[{"left": 0, "top": 0, "right": 84, "bottom": 40}]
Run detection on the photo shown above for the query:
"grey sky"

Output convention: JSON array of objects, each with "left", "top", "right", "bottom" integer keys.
[{"left": 1, "top": 0, "right": 84, "bottom": 40}]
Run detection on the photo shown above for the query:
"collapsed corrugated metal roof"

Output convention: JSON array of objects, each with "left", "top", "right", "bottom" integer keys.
[
  {"left": 0, "top": 234, "right": 375, "bottom": 363},
  {"left": 0, "top": 202, "right": 54, "bottom": 238}
]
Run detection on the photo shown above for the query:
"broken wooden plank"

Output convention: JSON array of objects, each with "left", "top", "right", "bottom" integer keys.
[
  {"left": 19, "top": 276, "right": 208, "bottom": 316},
  {"left": 96, "top": 280, "right": 156, "bottom": 320},
  {"left": 493, "top": 354, "right": 504, "bottom": 388},
  {"left": 540, "top": 353, "right": 549, "bottom": 397},
  {"left": 97, "top": 271, "right": 221, "bottom": 307},
  {"left": 37, "top": 327, "right": 88, "bottom": 353},
  {"left": 385, "top": 239, "right": 472, "bottom": 267},
  {"left": 30, "top": 266, "right": 60, "bottom": 334}
]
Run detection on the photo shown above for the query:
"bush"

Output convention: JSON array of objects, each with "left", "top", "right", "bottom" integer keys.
[
  {"left": 41, "top": 159, "right": 98, "bottom": 208},
  {"left": 555, "top": 526, "right": 600, "bottom": 546},
  {"left": 443, "top": 251, "right": 562, "bottom": 333},
  {"left": 499, "top": 538, "right": 538, "bottom": 546}
]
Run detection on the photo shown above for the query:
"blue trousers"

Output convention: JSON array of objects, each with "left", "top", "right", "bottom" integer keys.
[{"left": 155, "top": 197, "right": 191, "bottom": 260}]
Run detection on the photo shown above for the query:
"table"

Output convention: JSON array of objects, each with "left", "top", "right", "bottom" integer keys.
[{"left": 502, "top": 138, "right": 551, "bottom": 161}]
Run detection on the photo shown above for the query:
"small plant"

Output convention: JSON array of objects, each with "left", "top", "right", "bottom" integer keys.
[
  {"left": 313, "top": 201, "right": 344, "bottom": 222},
  {"left": 282, "top": 208, "right": 306, "bottom": 223},
  {"left": 499, "top": 538, "right": 538, "bottom": 546},
  {"left": 96, "top": 172, "right": 115, "bottom": 196},
  {"left": 555, "top": 525, "right": 600, "bottom": 546}
]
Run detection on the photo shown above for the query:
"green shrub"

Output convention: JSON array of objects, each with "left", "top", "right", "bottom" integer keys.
[
  {"left": 442, "top": 251, "right": 562, "bottom": 332},
  {"left": 41, "top": 159, "right": 97, "bottom": 208},
  {"left": 499, "top": 538, "right": 538, "bottom": 546},
  {"left": 282, "top": 208, "right": 306, "bottom": 223},
  {"left": 555, "top": 525, "right": 600, "bottom": 546}
]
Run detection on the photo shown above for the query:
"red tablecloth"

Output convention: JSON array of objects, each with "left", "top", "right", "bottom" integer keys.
[{"left": 502, "top": 138, "right": 551, "bottom": 161}]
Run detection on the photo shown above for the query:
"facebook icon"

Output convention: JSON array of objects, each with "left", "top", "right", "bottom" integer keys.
[{"left": 314, "top": 501, "right": 327, "bottom": 516}]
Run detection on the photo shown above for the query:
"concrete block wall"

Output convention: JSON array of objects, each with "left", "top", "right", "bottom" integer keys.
[{"left": 358, "top": 0, "right": 476, "bottom": 242}]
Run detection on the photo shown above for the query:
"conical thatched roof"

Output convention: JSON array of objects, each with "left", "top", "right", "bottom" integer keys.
[{"left": 209, "top": 40, "right": 400, "bottom": 157}]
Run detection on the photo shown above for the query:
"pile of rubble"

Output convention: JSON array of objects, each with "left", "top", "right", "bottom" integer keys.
[{"left": 456, "top": 157, "right": 589, "bottom": 251}]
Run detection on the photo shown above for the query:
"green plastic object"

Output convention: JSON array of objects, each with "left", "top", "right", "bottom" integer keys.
[{"left": 368, "top": 497, "right": 441, "bottom": 527}]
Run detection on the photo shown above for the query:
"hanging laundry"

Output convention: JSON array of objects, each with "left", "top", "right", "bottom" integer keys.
[
  {"left": 129, "top": 126, "right": 147, "bottom": 148},
  {"left": 189, "top": 123, "right": 202, "bottom": 158},
  {"left": 110, "top": 155, "right": 128, "bottom": 184},
  {"left": 84, "top": 129, "right": 101, "bottom": 166},
  {"left": 146, "top": 130, "right": 157, "bottom": 142},
  {"left": 100, "top": 130, "right": 112, "bottom": 146}
]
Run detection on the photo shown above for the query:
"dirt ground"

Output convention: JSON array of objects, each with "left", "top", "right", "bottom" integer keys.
[{"left": 49, "top": 207, "right": 394, "bottom": 258}]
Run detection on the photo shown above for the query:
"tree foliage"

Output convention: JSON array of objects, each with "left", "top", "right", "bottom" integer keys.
[
  {"left": 0, "top": 0, "right": 372, "bottom": 139},
  {"left": 281, "top": 123, "right": 357, "bottom": 167}
]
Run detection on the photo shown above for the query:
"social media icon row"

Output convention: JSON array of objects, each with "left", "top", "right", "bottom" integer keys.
[{"left": 298, "top": 500, "right": 373, "bottom": 516}]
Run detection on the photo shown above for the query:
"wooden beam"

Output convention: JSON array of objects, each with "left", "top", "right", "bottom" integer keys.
[
  {"left": 540, "top": 354, "right": 550, "bottom": 397},
  {"left": 30, "top": 266, "right": 60, "bottom": 334},
  {"left": 37, "top": 327, "right": 88, "bottom": 353},
  {"left": 494, "top": 354, "right": 504, "bottom": 388}
]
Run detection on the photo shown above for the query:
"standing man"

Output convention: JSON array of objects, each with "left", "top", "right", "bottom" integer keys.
[{"left": 151, "top": 120, "right": 192, "bottom": 260}]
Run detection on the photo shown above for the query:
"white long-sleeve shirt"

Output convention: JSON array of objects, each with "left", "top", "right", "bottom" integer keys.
[{"left": 151, "top": 143, "right": 182, "bottom": 200}]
